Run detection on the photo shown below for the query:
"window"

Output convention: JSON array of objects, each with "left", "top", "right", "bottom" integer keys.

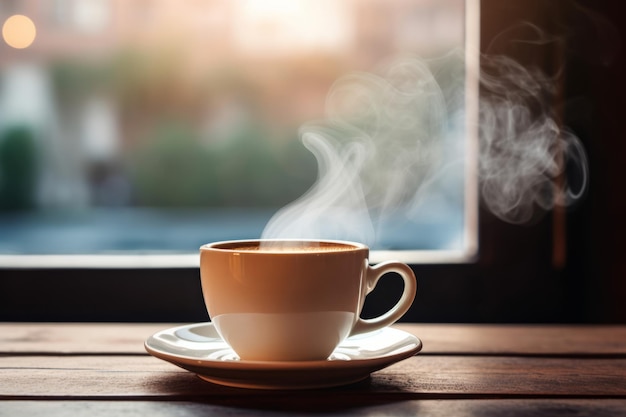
[{"left": 0, "top": 0, "right": 479, "bottom": 268}]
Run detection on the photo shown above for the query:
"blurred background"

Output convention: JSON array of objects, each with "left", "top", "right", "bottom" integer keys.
[
  {"left": 1, "top": 0, "right": 625, "bottom": 324},
  {"left": 0, "top": 0, "right": 468, "bottom": 255}
]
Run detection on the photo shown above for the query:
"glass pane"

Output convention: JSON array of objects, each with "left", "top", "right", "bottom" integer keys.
[{"left": 0, "top": 0, "right": 477, "bottom": 261}]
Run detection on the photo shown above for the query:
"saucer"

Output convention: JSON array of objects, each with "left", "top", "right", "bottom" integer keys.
[{"left": 145, "top": 322, "right": 422, "bottom": 390}]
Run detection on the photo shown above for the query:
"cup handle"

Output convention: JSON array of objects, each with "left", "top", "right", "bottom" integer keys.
[{"left": 350, "top": 261, "right": 417, "bottom": 336}]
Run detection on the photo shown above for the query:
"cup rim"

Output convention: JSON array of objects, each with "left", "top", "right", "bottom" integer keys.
[{"left": 200, "top": 239, "right": 369, "bottom": 253}]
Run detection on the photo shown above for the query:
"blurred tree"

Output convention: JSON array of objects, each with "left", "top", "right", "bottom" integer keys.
[
  {"left": 49, "top": 50, "right": 321, "bottom": 209},
  {"left": 0, "top": 126, "right": 38, "bottom": 211},
  {"left": 130, "top": 121, "right": 218, "bottom": 207}
]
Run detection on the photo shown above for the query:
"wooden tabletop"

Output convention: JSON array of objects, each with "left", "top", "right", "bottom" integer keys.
[{"left": 1, "top": 323, "right": 626, "bottom": 416}]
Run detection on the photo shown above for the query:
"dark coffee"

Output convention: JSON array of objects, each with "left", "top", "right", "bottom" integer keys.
[{"left": 223, "top": 242, "right": 357, "bottom": 253}]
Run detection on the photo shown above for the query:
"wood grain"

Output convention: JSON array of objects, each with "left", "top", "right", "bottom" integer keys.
[
  {"left": 0, "top": 323, "right": 172, "bottom": 354},
  {"left": 2, "top": 355, "right": 625, "bottom": 398},
  {"left": 1, "top": 400, "right": 626, "bottom": 417},
  {"left": 395, "top": 323, "right": 626, "bottom": 356},
  {"left": 2, "top": 323, "right": 626, "bottom": 416},
  {"left": 2, "top": 323, "right": 625, "bottom": 356}
]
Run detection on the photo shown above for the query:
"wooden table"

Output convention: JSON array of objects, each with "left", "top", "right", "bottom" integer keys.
[{"left": 1, "top": 323, "right": 626, "bottom": 416}]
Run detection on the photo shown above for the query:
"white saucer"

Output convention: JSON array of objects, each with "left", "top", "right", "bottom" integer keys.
[{"left": 145, "top": 322, "right": 422, "bottom": 390}]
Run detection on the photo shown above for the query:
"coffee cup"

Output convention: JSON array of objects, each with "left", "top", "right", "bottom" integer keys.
[{"left": 199, "top": 239, "right": 417, "bottom": 361}]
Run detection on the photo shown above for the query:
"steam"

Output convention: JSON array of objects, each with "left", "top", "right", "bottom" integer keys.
[
  {"left": 262, "top": 55, "right": 458, "bottom": 246},
  {"left": 261, "top": 45, "right": 589, "bottom": 245},
  {"left": 478, "top": 53, "right": 588, "bottom": 224}
]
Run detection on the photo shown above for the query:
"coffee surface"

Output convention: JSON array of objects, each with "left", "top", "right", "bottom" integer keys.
[{"left": 224, "top": 242, "right": 356, "bottom": 252}]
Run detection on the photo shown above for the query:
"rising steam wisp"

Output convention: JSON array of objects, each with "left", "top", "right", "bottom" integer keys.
[
  {"left": 262, "top": 46, "right": 589, "bottom": 247},
  {"left": 262, "top": 55, "right": 457, "bottom": 247}
]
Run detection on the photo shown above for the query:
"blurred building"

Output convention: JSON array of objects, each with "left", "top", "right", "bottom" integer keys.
[{"left": 0, "top": 0, "right": 464, "bottom": 209}]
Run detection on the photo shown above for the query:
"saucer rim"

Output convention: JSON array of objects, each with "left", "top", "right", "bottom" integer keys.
[{"left": 144, "top": 322, "right": 422, "bottom": 371}]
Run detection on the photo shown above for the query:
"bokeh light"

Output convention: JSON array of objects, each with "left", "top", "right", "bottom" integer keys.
[{"left": 2, "top": 14, "right": 37, "bottom": 49}]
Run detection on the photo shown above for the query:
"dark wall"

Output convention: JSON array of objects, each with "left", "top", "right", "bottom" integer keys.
[
  {"left": 1, "top": 0, "right": 625, "bottom": 323},
  {"left": 570, "top": 0, "right": 626, "bottom": 322},
  {"left": 551, "top": 0, "right": 626, "bottom": 322}
]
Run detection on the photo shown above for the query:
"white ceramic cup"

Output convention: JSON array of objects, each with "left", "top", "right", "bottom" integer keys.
[{"left": 199, "top": 239, "right": 417, "bottom": 361}]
